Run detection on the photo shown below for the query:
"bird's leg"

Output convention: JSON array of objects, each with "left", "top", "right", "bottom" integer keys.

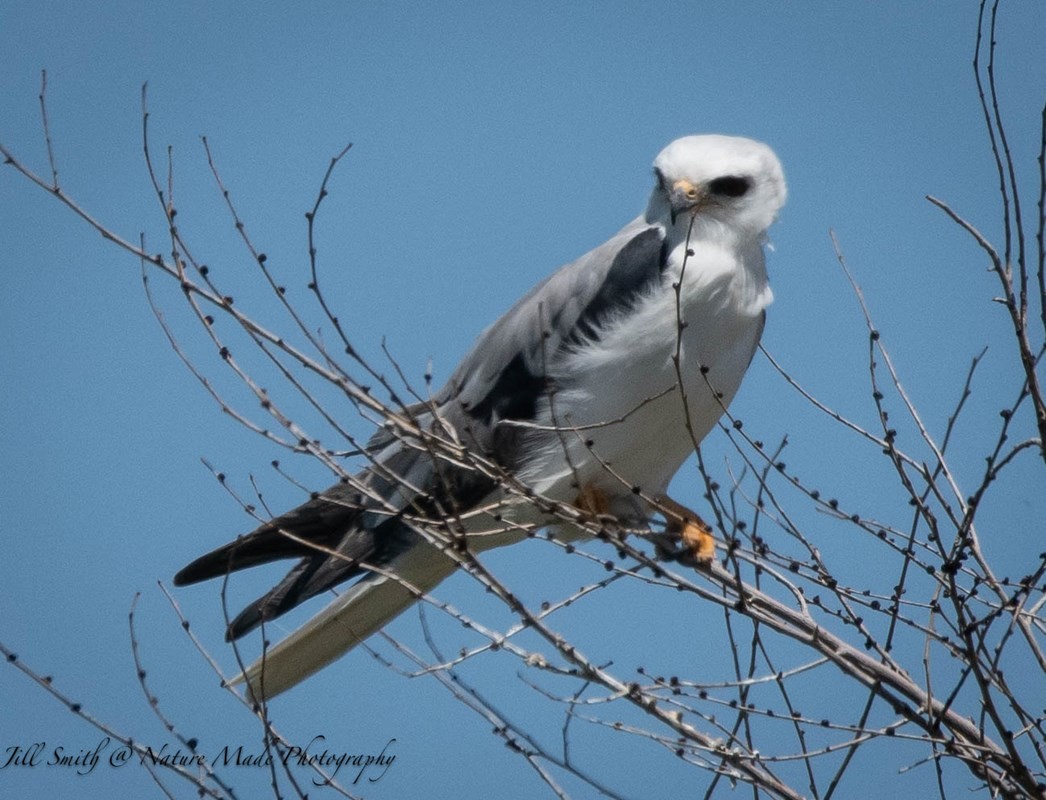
[
  {"left": 656, "top": 494, "right": 716, "bottom": 566},
  {"left": 575, "top": 484, "right": 612, "bottom": 518}
]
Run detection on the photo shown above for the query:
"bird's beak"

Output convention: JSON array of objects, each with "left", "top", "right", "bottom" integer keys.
[{"left": 669, "top": 178, "right": 704, "bottom": 224}]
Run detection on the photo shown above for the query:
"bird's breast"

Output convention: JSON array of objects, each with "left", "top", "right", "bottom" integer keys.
[{"left": 517, "top": 240, "right": 770, "bottom": 505}]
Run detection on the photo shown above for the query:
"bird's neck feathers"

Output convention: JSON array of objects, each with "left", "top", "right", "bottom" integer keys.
[
  {"left": 657, "top": 206, "right": 758, "bottom": 258},
  {"left": 664, "top": 214, "right": 773, "bottom": 316}
]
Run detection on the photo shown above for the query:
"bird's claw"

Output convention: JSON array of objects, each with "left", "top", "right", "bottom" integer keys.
[
  {"left": 678, "top": 516, "right": 716, "bottom": 566},
  {"left": 656, "top": 495, "right": 716, "bottom": 567}
]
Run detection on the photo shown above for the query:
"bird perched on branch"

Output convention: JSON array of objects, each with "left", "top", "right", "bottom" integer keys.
[{"left": 175, "top": 134, "right": 786, "bottom": 699}]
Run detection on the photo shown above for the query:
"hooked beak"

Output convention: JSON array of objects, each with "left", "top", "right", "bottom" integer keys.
[{"left": 669, "top": 178, "right": 704, "bottom": 224}]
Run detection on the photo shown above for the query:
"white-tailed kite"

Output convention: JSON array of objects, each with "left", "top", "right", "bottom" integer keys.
[{"left": 175, "top": 134, "right": 787, "bottom": 699}]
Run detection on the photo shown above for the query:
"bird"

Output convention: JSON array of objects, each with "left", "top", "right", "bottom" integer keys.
[{"left": 174, "top": 134, "right": 787, "bottom": 699}]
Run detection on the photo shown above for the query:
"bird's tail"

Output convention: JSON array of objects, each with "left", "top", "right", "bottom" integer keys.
[{"left": 228, "top": 541, "right": 456, "bottom": 700}]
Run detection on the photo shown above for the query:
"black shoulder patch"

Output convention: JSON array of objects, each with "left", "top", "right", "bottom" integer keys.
[
  {"left": 464, "top": 226, "right": 665, "bottom": 431},
  {"left": 466, "top": 351, "right": 546, "bottom": 425},
  {"left": 565, "top": 227, "right": 666, "bottom": 348}
]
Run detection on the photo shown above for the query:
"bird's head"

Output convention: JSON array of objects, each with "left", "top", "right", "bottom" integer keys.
[{"left": 647, "top": 134, "right": 786, "bottom": 240}]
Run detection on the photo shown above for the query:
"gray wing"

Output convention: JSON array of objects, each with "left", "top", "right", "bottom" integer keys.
[
  {"left": 436, "top": 216, "right": 668, "bottom": 460},
  {"left": 174, "top": 216, "right": 668, "bottom": 637}
]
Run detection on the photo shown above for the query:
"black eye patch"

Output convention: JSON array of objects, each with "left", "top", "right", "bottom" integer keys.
[{"left": 708, "top": 176, "right": 750, "bottom": 198}]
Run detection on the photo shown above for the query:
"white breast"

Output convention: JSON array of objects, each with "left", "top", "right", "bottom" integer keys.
[{"left": 516, "top": 235, "right": 771, "bottom": 518}]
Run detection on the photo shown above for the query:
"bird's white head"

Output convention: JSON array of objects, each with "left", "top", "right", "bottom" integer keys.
[{"left": 647, "top": 135, "right": 786, "bottom": 241}]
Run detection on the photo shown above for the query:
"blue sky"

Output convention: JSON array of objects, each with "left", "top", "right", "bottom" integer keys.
[{"left": 2, "top": 2, "right": 1044, "bottom": 798}]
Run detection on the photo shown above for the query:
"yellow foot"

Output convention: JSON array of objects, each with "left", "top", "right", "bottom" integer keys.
[
  {"left": 575, "top": 484, "right": 612, "bottom": 518},
  {"left": 656, "top": 495, "right": 716, "bottom": 566}
]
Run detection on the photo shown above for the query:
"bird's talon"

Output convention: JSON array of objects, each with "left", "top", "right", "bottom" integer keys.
[
  {"left": 656, "top": 494, "right": 716, "bottom": 566},
  {"left": 680, "top": 518, "right": 716, "bottom": 566}
]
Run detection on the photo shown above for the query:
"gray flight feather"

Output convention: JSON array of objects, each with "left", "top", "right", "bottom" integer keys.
[{"left": 173, "top": 216, "right": 669, "bottom": 638}]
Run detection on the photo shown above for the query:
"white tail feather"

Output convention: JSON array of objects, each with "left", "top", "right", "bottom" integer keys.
[
  {"left": 229, "top": 500, "right": 550, "bottom": 699},
  {"left": 230, "top": 542, "right": 456, "bottom": 699}
]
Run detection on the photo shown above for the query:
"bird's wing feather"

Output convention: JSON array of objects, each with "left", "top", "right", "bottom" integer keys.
[
  {"left": 437, "top": 217, "right": 667, "bottom": 454},
  {"left": 174, "top": 217, "right": 668, "bottom": 648},
  {"left": 172, "top": 482, "right": 368, "bottom": 586}
]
